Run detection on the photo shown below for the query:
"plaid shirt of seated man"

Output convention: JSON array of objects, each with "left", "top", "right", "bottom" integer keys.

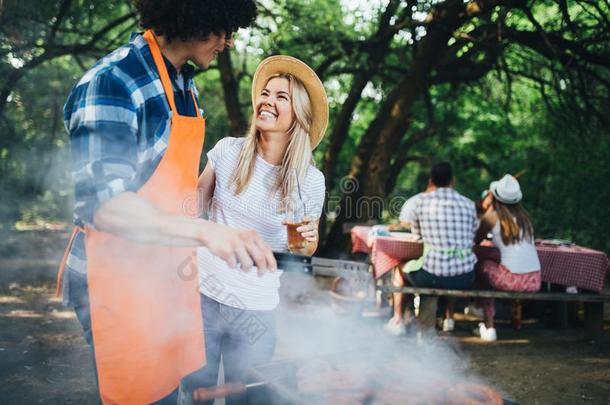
[{"left": 407, "top": 187, "right": 478, "bottom": 277}]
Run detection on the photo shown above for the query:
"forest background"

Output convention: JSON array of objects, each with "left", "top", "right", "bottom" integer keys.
[{"left": 1, "top": 0, "right": 608, "bottom": 254}]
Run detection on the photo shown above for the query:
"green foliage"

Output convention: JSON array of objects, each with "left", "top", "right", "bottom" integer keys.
[
  {"left": 0, "top": 0, "right": 608, "bottom": 254},
  {"left": 1, "top": 57, "right": 77, "bottom": 223}
]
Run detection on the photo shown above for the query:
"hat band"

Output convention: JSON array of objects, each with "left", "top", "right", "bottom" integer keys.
[{"left": 492, "top": 188, "right": 520, "bottom": 204}]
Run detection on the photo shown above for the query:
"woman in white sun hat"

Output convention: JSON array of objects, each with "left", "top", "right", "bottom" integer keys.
[
  {"left": 183, "top": 55, "right": 328, "bottom": 403},
  {"left": 474, "top": 174, "right": 541, "bottom": 341}
]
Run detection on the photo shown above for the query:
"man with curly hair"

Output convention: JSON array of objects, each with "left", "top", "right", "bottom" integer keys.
[{"left": 58, "top": 1, "right": 272, "bottom": 403}]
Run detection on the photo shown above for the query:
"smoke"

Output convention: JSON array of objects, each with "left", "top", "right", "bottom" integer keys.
[
  {"left": 0, "top": 145, "right": 503, "bottom": 403},
  {"left": 272, "top": 272, "right": 498, "bottom": 403},
  {"left": 0, "top": 145, "right": 72, "bottom": 225}
]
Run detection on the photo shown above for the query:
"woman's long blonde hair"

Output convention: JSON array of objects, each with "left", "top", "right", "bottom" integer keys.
[
  {"left": 492, "top": 198, "right": 534, "bottom": 245},
  {"left": 230, "top": 74, "right": 313, "bottom": 206}
]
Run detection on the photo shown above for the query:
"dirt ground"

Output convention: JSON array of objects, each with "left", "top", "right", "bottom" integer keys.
[{"left": 0, "top": 229, "right": 609, "bottom": 405}]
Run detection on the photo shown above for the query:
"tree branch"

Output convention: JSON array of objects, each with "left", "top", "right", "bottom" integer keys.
[
  {"left": 47, "top": 0, "right": 73, "bottom": 45},
  {"left": 0, "top": 11, "right": 137, "bottom": 115},
  {"left": 314, "top": 53, "right": 342, "bottom": 81},
  {"left": 431, "top": 42, "right": 500, "bottom": 84},
  {"left": 504, "top": 27, "right": 610, "bottom": 67},
  {"left": 385, "top": 127, "right": 437, "bottom": 194}
]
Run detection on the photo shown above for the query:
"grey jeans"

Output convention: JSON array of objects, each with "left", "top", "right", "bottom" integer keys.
[
  {"left": 406, "top": 269, "right": 475, "bottom": 329},
  {"left": 179, "top": 294, "right": 277, "bottom": 405}
]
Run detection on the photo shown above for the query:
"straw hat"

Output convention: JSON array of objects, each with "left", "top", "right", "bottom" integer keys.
[
  {"left": 490, "top": 174, "right": 522, "bottom": 204},
  {"left": 251, "top": 55, "right": 328, "bottom": 150}
]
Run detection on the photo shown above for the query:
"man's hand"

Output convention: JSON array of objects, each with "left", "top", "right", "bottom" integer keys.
[
  {"left": 201, "top": 222, "right": 277, "bottom": 274},
  {"left": 94, "top": 192, "right": 276, "bottom": 274}
]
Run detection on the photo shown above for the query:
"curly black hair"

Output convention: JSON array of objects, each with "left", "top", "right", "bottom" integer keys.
[{"left": 134, "top": 0, "right": 257, "bottom": 42}]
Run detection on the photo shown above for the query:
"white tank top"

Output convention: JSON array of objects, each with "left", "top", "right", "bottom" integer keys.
[{"left": 491, "top": 221, "right": 540, "bottom": 274}]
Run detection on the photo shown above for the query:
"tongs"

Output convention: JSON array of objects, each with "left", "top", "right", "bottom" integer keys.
[
  {"left": 191, "top": 381, "right": 270, "bottom": 401},
  {"left": 273, "top": 252, "right": 371, "bottom": 282}
]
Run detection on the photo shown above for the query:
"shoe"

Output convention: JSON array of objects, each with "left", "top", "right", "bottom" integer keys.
[
  {"left": 474, "top": 322, "right": 497, "bottom": 341},
  {"left": 464, "top": 304, "right": 485, "bottom": 318},
  {"left": 442, "top": 318, "right": 455, "bottom": 332},
  {"left": 384, "top": 318, "right": 406, "bottom": 336}
]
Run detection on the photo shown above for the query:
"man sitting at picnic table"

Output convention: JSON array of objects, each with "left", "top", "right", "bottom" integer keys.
[
  {"left": 385, "top": 162, "right": 478, "bottom": 334},
  {"left": 397, "top": 183, "right": 435, "bottom": 229}
]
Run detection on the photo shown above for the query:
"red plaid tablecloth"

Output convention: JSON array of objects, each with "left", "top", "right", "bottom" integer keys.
[
  {"left": 535, "top": 245, "right": 608, "bottom": 292},
  {"left": 352, "top": 226, "right": 609, "bottom": 291},
  {"left": 350, "top": 226, "right": 373, "bottom": 254},
  {"left": 351, "top": 226, "right": 422, "bottom": 278},
  {"left": 474, "top": 244, "right": 608, "bottom": 292}
]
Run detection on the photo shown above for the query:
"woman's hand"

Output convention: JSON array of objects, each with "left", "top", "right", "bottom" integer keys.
[
  {"left": 294, "top": 217, "right": 319, "bottom": 256},
  {"left": 281, "top": 216, "right": 319, "bottom": 256},
  {"left": 297, "top": 217, "right": 318, "bottom": 245}
]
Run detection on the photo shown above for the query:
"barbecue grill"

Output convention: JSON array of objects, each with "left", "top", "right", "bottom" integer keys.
[
  {"left": 187, "top": 355, "right": 516, "bottom": 404},
  {"left": 182, "top": 253, "right": 518, "bottom": 405},
  {"left": 273, "top": 251, "right": 371, "bottom": 281}
]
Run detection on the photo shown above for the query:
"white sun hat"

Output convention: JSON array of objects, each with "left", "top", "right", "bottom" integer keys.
[{"left": 489, "top": 174, "right": 523, "bottom": 204}]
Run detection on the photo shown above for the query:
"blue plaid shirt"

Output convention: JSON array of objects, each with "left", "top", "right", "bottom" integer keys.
[{"left": 62, "top": 32, "right": 202, "bottom": 306}]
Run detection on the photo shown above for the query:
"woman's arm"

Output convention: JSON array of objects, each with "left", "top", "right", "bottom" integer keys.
[
  {"left": 198, "top": 161, "right": 216, "bottom": 216},
  {"left": 475, "top": 208, "right": 497, "bottom": 244}
]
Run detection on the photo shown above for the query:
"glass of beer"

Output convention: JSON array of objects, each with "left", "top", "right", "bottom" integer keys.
[
  {"left": 286, "top": 171, "right": 308, "bottom": 253},
  {"left": 286, "top": 221, "right": 307, "bottom": 252},
  {"left": 285, "top": 202, "right": 307, "bottom": 253}
]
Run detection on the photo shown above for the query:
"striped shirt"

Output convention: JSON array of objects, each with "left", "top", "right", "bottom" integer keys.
[
  {"left": 62, "top": 32, "right": 201, "bottom": 306},
  {"left": 198, "top": 137, "right": 326, "bottom": 311},
  {"left": 407, "top": 188, "right": 478, "bottom": 277}
]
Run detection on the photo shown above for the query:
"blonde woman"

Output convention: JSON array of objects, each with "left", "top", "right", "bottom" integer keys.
[
  {"left": 475, "top": 174, "right": 541, "bottom": 341},
  {"left": 184, "top": 56, "right": 327, "bottom": 403}
]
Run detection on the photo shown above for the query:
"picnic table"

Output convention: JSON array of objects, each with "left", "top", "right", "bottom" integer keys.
[
  {"left": 351, "top": 226, "right": 609, "bottom": 292},
  {"left": 350, "top": 226, "right": 422, "bottom": 278}
]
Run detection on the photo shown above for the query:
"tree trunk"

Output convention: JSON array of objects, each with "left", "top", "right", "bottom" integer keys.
[
  {"left": 322, "top": 0, "right": 467, "bottom": 254},
  {"left": 217, "top": 51, "right": 248, "bottom": 136},
  {"left": 323, "top": 73, "right": 370, "bottom": 193},
  {"left": 322, "top": 0, "right": 404, "bottom": 193},
  {"left": 0, "top": 68, "right": 24, "bottom": 121},
  {"left": 318, "top": 0, "right": 406, "bottom": 248}
]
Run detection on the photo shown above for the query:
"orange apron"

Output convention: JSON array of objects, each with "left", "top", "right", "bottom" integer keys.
[{"left": 57, "top": 29, "right": 205, "bottom": 404}]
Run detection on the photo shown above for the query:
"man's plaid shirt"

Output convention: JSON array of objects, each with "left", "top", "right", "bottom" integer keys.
[
  {"left": 62, "top": 32, "right": 201, "bottom": 306},
  {"left": 407, "top": 188, "right": 478, "bottom": 276}
]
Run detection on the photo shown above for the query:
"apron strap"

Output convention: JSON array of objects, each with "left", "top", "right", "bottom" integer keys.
[
  {"left": 55, "top": 226, "right": 84, "bottom": 297},
  {"left": 143, "top": 30, "right": 178, "bottom": 114},
  {"left": 190, "top": 90, "right": 202, "bottom": 118},
  {"left": 403, "top": 244, "right": 430, "bottom": 274},
  {"left": 402, "top": 244, "right": 471, "bottom": 274}
]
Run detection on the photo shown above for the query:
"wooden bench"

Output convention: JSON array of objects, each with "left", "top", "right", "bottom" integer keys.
[
  {"left": 380, "top": 286, "right": 610, "bottom": 341},
  {"left": 304, "top": 257, "right": 609, "bottom": 341}
]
